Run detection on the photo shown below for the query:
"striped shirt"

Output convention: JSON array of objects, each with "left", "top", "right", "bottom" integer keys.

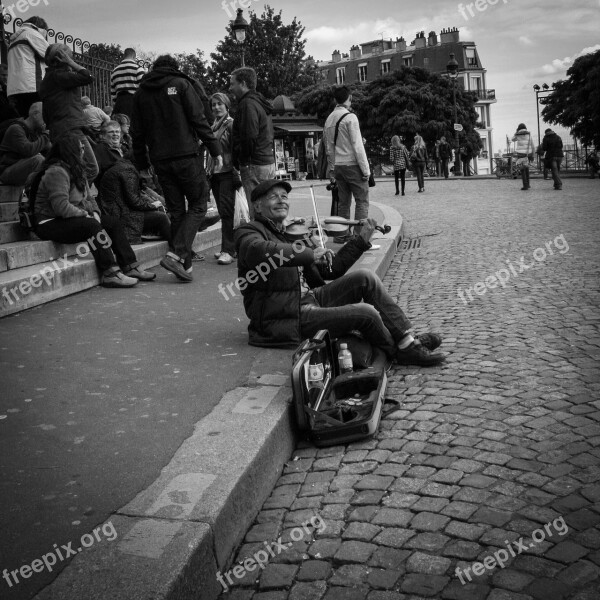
[
  {"left": 110, "top": 59, "right": 145, "bottom": 100},
  {"left": 390, "top": 145, "right": 410, "bottom": 170}
]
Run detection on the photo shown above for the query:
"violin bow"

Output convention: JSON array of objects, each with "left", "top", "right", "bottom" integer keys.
[{"left": 309, "top": 185, "right": 326, "bottom": 248}]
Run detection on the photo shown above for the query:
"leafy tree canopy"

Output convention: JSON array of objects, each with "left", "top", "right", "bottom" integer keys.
[
  {"left": 542, "top": 49, "right": 600, "bottom": 147},
  {"left": 174, "top": 50, "right": 208, "bottom": 83},
  {"left": 207, "top": 5, "right": 322, "bottom": 98}
]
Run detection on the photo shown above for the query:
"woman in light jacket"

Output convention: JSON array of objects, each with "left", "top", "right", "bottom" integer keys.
[
  {"left": 207, "top": 92, "right": 237, "bottom": 265},
  {"left": 389, "top": 135, "right": 411, "bottom": 196},
  {"left": 410, "top": 134, "right": 428, "bottom": 193},
  {"left": 512, "top": 123, "right": 534, "bottom": 191}
]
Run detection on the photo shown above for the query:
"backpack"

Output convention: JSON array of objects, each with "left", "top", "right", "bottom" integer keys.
[{"left": 19, "top": 169, "right": 45, "bottom": 232}]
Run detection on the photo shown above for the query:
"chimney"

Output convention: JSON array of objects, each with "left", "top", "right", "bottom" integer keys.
[
  {"left": 349, "top": 44, "right": 361, "bottom": 59},
  {"left": 428, "top": 30, "right": 438, "bottom": 46},
  {"left": 414, "top": 31, "right": 426, "bottom": 49},
  {"left": 332, "top": 49, "right": 341, "bottom": 62},
  {"left": 395, "top": 36, "right": 407, "bottom": 52},
  {"left": 440, "top": 27, "right": 460, "bottom": 44}
]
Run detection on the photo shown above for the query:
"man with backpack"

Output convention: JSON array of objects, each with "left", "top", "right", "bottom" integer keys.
[
  {"left": 0, "top": 102, "right": 50, "bottom": 185},
  {"left": 324, "top": 85, "right": 370, "bottom": 226}
]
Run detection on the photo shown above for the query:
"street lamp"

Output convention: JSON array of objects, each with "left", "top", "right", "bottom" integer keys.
[
  {"left": 231, "top": 8, "right": 249, "bottom": 67},
  {"left": 446, "top": 53, "right": 461, "bottom": 176},
  {"left": 533, "top": 83, "right": 553, "bottom": 170}
]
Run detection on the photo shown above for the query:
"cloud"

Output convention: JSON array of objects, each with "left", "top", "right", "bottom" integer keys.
[
  {"left": 519, "top": 36, "right": 534, "bottom": 46},
  {"left": 539, "top": 44, "right": 600, "bottom": 75}
]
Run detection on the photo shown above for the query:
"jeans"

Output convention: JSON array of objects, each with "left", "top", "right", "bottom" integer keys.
[
  {"left": 435, "top": 160, "right": 441, "bottom": 176},
  {"left": 333, "top": 164, "right": 369, "bottom": 221},
  {"left": 210, "top": 171, "right": 235, "bottom": 255},
  {"left": 414, "top": 164, "right": 425, "bottom": 190},
  {"left": 153, "top": 155, "right": 209, "bottom": 269},
  {"left": 36, "top": 215, "right": 138, "bottom": 273},
  {"left": 550, "top": 158, "right": 562, "bottom": 189},
  {"left": 441, "top": 159, "right": 449, "bottom": 179},
  {"left": 113, "top": 92, "right": 134, "bottom": 118},
  {"left": 240, "top": 163, "right": 276, "bottom": 220},
  {"left": 0, "top": 154, "right": 44, "bottom": 186},
  {"left": 300, "top": 269, "right": 412, "bottom": 358},
  {"left": 394, "top": 169, "right": 406, "bottom": 194},
  {"left": 142, "top": 211, "right": 171, "bottom": 243}
]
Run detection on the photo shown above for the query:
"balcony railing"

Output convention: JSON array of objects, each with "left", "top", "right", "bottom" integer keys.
[{"left": 476, "top": 89, "right": 496, "bottom": 101}]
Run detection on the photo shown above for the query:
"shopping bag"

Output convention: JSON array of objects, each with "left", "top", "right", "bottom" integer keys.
[{"left": 233, "top": 187, "right": 250, "bottom": 228}]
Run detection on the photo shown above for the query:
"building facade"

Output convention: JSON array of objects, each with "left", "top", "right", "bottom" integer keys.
[{"left": 318, "top": 27, "right": 497, "bottom": 174}]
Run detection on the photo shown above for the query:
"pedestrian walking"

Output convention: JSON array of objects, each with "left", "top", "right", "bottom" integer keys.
[
  {"left": 512, "top": 123, "right": 534, "bottom": 190},
  {"left": 541, "top": 128, "right": 564, "bottom": 190},
  {"left": 6, "top": 16, "right": 49, "bottom": 117},
  {"left": 324, "top": 85, "right": 370, "bottom": 223},
  {"left": 131, "top": 54, "right": 222, "bottom": 282},
  {"left": 433, "top": 139, "right": 442, "bottom": 176},
  {"left": 389, "top": 135, "right": 410, "bottom": 196},
  {"left": 410, "top": 134, "right": 428, "bottom": 193},
  {"left": 536, "top": 144, "right": 549, "bottom": 179},
  {"left": 229, "top": 67, "right": 275, "bottom": 219},
  {"left": 439, "top": 136, "right": 451, "bottom": 179},
  {"left": 110, "top": 48, "right": 145, "bottom": 118}
]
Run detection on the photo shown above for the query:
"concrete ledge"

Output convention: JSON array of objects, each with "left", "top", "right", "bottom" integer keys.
[
  {"left": 33, "top": 204, "right": 404, "bottom": 600},
  {"left": 0, "top": 184, "right": 22, "bottom": 203},
  {"left": 0, "top": 201, "right": 18, "bottom": 222},
  {"left": 0, "top": 221, "right": 30, "bottom": 244}
]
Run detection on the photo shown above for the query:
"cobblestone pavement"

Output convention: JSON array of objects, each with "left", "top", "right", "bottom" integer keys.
[{"left": 219, "top": 178, "right": 600, "bottom": 600}]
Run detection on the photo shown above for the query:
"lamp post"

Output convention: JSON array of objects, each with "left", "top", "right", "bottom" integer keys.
[
  {"left": 446, "top": 53, "right": 461, "bottom": 176},
  {"left": 231, "top": 8, "right": 249, "bottom": 67},
  {"left": 533, "top": 83, "right": 551, "bottom": 170}
]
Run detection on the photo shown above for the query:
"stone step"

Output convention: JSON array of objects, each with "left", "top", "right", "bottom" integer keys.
[
  {"left": 0, "top": 202, "right": 18, "bottom": 222},
  {"left": 0, "top": 185, "right": 22, "bottom": 204},
  {"left": 0, "top": 220, "right": 30, "bottom": 243},
  {"left": 0, "top": 226, "right": 221, "bottom": 318},
  {"left": 0, "top": 239, "right": 81, "bottom": 272}
]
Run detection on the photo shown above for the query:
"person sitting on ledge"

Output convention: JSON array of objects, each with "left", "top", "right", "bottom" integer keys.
[
  {"left": 81, "top": 95, "right": 110, "bottom": 140},
  {"left": 34, "top": 132, "right": 156, "bottom": 287},
  {"left": 234, "top": 179, "right": 446, "bottom": 366},
  {"left": 0, "top": 101, "right": 50, "bottom": 185}
]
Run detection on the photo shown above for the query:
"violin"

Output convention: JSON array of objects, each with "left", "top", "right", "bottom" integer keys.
[{"left": 321, "top": 216, "right": 391, "bottom": 238}]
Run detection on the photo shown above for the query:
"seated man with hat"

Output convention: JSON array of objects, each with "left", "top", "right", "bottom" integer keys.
[{"left": 233, "top": 179, "right": 446, "bottom": 366}]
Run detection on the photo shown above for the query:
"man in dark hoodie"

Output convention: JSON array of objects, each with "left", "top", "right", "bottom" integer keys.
[
  {"left": 541, "top": 128, "right": 563, "bottom": 190},
  {"left": 229, "top": 67, "right": 275, "bottom": 219},
  {"left": 131, "top": 54, "right": 222, "bottom": 282}
]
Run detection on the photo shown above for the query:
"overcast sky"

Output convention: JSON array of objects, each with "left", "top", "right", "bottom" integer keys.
[{"left": 14, "top": 0, "right": 599, "bottom": 152}]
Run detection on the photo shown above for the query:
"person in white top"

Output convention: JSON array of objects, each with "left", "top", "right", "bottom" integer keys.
[
  {"left": 324, "top": 85, "right": 370, "bottom": 223},
  {"left": 7, "top": 16, "right": 50, "bottom": 117}
]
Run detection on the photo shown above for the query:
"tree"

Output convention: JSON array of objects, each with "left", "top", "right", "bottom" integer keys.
[
  {"left": 174, "top": 50, "right": 208, "bottom": 83},
  {"left": 208, "top": 5, "right": 321, "bottom": 98},
  {"left": 542, "top": 49, "right": 600, "bottom": 147},
  {"left": 87, "top": 43, "right": 122, "bottom": 64}
]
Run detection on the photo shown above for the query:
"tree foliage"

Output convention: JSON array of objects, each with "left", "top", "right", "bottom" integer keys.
[
  {"left": 174, "top": 50, "right": 208, "bottom": 83},
  {"left": 542, "top": 49, "right": 600, "bottom": 147},
  {"left": 207, "top": 5, "right": 322, "bottom": 98},
  {"left": 294, "top": 67, "right": 483, "bottom": 159},
  {"left": 87, "top": 43, "right": 122, "bottom": 64}
]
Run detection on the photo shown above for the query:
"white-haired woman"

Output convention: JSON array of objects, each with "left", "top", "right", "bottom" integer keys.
[
  {"left": 389, "top": 135, "right": 410, "bottom": 196},
  {"left": 410, "top": 134, "right": 428, "bottom": 193}
]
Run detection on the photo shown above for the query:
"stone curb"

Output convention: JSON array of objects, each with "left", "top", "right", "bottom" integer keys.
[{"left": 33, "top": 201, "right": 404, "bottom": 600}]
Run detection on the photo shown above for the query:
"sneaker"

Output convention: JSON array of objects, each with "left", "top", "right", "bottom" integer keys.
[
  {"left": 395, "top": 340, "right": 446, "bottom": 366},
  {"left": 218, "top": 252, "right": 234, "bottom": 265},
  {"left": 160, "top": 255, "right": 193, "bottom": 282},
  {"left": 125, "top": 266, "right": 156, "bottom": 281},
  {"left": 214, "top": 250, "right": 223, "bottom": 259},
  {"left": 415, "top": 333, "right": 442, "bottom": 351},
  {"left": 192, "top": 252, "right": 205, "bottom": 261},
  {"left": 101, "top": 270, "right": 138, "bottom": 288}
]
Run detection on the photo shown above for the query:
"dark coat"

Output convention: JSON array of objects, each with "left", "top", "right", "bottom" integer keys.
[
  {"left": 541, "top": 131, "right": 564, "bottom": 159},
  {"left": 131, "top": 67, "right": 221, "bottom": 170},
  {"left": 234, "top": 215, "right": 369, "bottom": 348},
  {"left": 438, "top": 141, "right": 451, "bottom": 160},
  {"left": 231, "top": 91, "right": 275, "bottom": 167}
]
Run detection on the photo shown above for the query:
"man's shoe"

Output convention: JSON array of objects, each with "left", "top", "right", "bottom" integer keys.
[
  {"left": 218, "top": 252, "right": 234, "bottom": 265},
  {"left": 395, "top": 191, "right": 400, "bottom": 195},
  {"left": 415, "top": 333, "right": 443, "bottom": 351},
  {"left": 214, "top": 250, "right": 223, "bottom": 259},
  {"left": 125, "top": 266, "right": 156, "bottom": 281},
  {"left": 160, "top": 256, "right": 193, "bottom": 282},
  {"left": 396, "top": 340, "right": 446, "bottom": 366},
  {"left": 192, "top": 252, "right": 205, "bottom": 261},
  {"left": 101, "top": 270, "right": 138, "bottom": 288}
]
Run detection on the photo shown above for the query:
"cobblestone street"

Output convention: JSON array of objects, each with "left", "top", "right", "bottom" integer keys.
[{"left": 220, "top": 178, "right": 600, "bottom": 600}]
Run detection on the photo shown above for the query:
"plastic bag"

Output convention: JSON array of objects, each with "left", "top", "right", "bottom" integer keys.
[{"left": 233, "top": 187, "right": 250, "bottom": 229}]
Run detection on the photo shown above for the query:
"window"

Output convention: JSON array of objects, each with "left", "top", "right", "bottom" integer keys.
[
  {"left": 336, "top": 67, "right": 346, "bottom": 84},
  {"left": 475, "top": 106, "right": 487, "bottom": 128},
  {"left": 470, "top": 76, "right": 482, "bottom": 93},
  {"left": 358, "top": 63, "right": 368, "bottom": 82},
  {"left": 381, "top": 60, "right": 391, "bottom": 75},
  {"left": 465, "top": 47, "right": 477, "bottom": 66},
  {"left": 423, "top": 57, "right": 429, "bottom": 69},
  {"left": 403, "top": 55, "right": 413, "bottom": 67}
]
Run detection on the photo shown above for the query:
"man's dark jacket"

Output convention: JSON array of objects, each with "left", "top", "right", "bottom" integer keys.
[
  {"left": 438, "top": 141, "right": 451, "bottom": 160},
  {"left": 232, "top": 91, "right": 275, "bottom": 167},
  {"left": 131, "top": 67, "right": 221, "bottom": 170},
  {"left": 0, "top": 119, "right": 50, "bottom": 172},
  {"left": 541, "top": 131, "right": 564, "bottom": 159},
  {"left": 39, "top": 66, "right": 94, "bottom": 140},
  {"left": 234, "top": 215, "right": 370, "bottom": 348}
]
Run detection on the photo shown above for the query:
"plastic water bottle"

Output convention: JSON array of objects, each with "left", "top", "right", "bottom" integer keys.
[{"left": 338, "top": 343, "right": 353, "bottom": 374}]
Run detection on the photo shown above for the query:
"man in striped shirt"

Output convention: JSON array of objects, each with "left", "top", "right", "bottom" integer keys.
[{"left": 110, "top": 48, "right": 145, "bottom": 117}]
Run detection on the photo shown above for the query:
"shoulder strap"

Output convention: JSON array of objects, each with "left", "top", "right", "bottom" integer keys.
[{"left": 333, "top": 112, "right": 351, "bottom": 146}]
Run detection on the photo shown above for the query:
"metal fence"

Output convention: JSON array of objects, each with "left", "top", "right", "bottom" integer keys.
[{"left": 1, "top": 15, "right": 150, "bottom": 109}]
